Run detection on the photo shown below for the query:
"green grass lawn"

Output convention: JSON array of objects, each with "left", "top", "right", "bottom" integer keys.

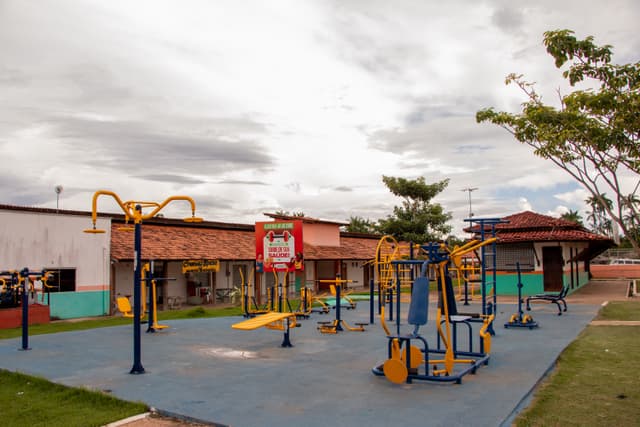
[
  {"left": 596, "top": 300, "right": 640, "bottom": 321},
  {"left": 515, "top": 300, "right": 640, "bottom": 426},
  {"left": 0, "top": 369, "right": 147, "bottom": 427}
]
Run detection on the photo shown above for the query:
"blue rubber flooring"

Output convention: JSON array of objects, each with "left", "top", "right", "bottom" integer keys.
[{"left": 0, "top": 300, "right": 599, "bottom": 427}]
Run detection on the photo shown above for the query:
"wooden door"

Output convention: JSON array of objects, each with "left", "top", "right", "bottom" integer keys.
[{"left": 542, "top": 246, "right": 564, "bottom": 292}]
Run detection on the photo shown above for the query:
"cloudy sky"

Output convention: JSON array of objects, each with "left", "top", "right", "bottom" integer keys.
[{"left": 1, "top": 0, "right": 638, "bottom": 236}]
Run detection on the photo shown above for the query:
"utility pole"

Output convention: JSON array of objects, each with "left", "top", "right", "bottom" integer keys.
[{"left": 461, "top": 187, "right": 478, "bottom": 218}]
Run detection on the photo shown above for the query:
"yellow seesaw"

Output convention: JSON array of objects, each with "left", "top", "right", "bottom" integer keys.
[{"left": 231, "top": 311, "right": 299, "bottom": 347}]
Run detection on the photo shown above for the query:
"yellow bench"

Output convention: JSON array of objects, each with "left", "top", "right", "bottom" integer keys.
[
  {"left": 232, "top": 311, "right": 298, "bottom": 347},
  {"left": 116, "top": 297, "right": 134, "bottom": 318}
]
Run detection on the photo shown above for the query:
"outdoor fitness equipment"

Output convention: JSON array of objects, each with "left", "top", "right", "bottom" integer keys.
[
  {"left": 316, "top": 275, "right": 366, "bottom": 334},
  {"left": 0, "top": 268, "right": 51, "bottom": 351},
  {"left": 239, "top": 268, "right": 269, "bottom": 318},
  {"left": 504, "top": 263, "right": 538, "bottom": 329},
  {"left": 0, "top": 271, "right": 20, "bottom": 308},
  {"left": 232, "top": 269, "right": 301, "bottom": 347},
  {"left": 526, "top": 284, "right": 569, "bottom": 316},
  {"left": 450, "top": 244, "right": 482, "bottom": 305},
  {"left": 463, "top": 217, "right": 508, "bottom": 335},
  {"left": 373, "top": 241, "right": 495, "bottom": 385},
  {"left": 370, "top": 235, "right": 415, "bottom": 325},
  {"left": 84, "top": 190, "right": 202, "bottom": 374},
  {"left": 143, "top": 262, "right": 175, "bottom": 333}
]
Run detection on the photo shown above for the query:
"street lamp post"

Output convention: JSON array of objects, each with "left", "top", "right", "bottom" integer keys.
[
  {"left": 55, "top": 185, "right": 63, "bottom": 212},
  {"left": 461, "top": 187, "right": 478, "bottom": 218},
  {"left": 84, "top": 190, "right": 202, "bottom": 374}
]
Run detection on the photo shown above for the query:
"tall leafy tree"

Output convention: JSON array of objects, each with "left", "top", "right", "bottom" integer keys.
[
  {"left": 477, "top": 29, "right": 640, "bottom": 254},
  {"left": 377, "top": 176, "right": 452, "bottom": 243}
]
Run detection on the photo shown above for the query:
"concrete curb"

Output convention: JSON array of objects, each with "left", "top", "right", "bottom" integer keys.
[{"left": 104, "top": 412, "right": 151, "bottom": 427}]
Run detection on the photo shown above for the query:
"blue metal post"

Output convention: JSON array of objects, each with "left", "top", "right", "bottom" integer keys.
[
  {"left": 130, "top": 205, "right": 145, "bottom": 374},
  {"left": 19, "top": 269, "right": 30, "bottom": 351},
  {"left": 335, "top": 274, "right": 343, "bottom": 331},
  {"left": 369, "top": 278, "right": 374, "bottom": 325}
]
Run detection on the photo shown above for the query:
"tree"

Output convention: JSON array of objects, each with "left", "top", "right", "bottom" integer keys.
[
  {"left": 585, "top": 194, "right": 613, "bottom": 236},
  {"left": 560, "top": 209, "right": 583, "bottom": 226},
  {"left": 274, "top": 210, "right": 305, "bottom": 217},
  {"left": 376, "top": 176, "right": 452, "bottom": 243},
  {"left": 477, "top": 29, "right": 640, "bottom": 254},
  {"left": 345, "top": 216, "right": 378, "bottom": 234}
]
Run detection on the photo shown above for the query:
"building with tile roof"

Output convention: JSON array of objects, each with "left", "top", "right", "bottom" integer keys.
[
  {"left": 465, "top": 211, "right": 614, "bottom": 297},
  {"left": 1, "top": 205, "right": 381, "bottom": 319}
]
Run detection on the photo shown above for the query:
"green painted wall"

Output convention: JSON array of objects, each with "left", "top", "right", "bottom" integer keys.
[
  {"left": 492, "top": 268, "right": 590, "bottom": 298},
  {"left": 48, "top": 291, "right": 110, "bottom": 319},
  {"left": 493, "top": 273, "right": 544, "bottom": 297}
]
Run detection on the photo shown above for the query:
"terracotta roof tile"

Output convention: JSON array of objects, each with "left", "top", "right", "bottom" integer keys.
[
  {"left": 497, "top": 211, "right": 580, "bottom": 229},
  {"left": 496, "top": 229, "right": 612, "bottom": 243},
  {"left": 111, "top": 224, "right": 381, "bottom": 261},
  {"left": 111, "top": 223, "right": 256, "bottom": 261},
  {"left": 465, "top": 211, "right": 613, "bottom": 246}
]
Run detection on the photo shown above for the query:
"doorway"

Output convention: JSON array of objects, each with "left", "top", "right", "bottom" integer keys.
[{"left": 542, "top": 246, "right": 564, "bottom": 292}]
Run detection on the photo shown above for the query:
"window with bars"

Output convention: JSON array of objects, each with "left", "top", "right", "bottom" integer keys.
[{"left": 496, "top": 243, "right": 535, "bottom": 271}]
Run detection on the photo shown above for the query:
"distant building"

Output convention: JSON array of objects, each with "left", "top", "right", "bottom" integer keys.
[
  {"left": 0, "top": 205, "right": 380, "bottom": 318},
  {"left": 467, "top": 211, "right": 614, "bottom": 296}
]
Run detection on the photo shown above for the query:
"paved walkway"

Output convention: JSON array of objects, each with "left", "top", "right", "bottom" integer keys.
[{"left": 0, "top": 280, "right": 635, "bottom": 427}]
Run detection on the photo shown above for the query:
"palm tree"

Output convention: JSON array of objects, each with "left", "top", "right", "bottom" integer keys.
[
  {"left": 585, "top": 193, "right": 613, "bottom": 236},
  {"left": 561, "top": 209, "right": 583, "bottom": 226}
]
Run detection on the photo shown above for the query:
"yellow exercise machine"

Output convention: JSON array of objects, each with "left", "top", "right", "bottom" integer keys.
[
  {"left": 373, "top": 240, "right": 495, "bottom": 385},
  {"left": 450, "top": 243, "right": 482, "bottom": 304},
  {"left": 141, "top": 263, "right": 173, "bottom": 333},
  {"left": 84, "top": 189, "right": 202, "bottom": 375},
  {"left": 232, "top": 269, "right": 302, "bottom": 347},
  {"left": 316, "top": 276, "right": 366, "bottom": 334},
  {"left": 370, "top": 235, "right": 418, "bottom": 325}
]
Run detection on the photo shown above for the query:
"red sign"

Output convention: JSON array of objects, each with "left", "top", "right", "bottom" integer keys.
[{"left": 255, "top": 220, "right": 304, "bottom": 272}]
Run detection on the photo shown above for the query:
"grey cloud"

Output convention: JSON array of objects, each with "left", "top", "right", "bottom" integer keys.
[
  {"left": 136, "top": 174, "right": 207, "bottom": 184},
  {"left": 0, "top": 172, "right": 84, "bottom": 207},
  {"left": 333, "top": 186, "right": 353, "bottom": 192},
  {"left": 491, "top": 6, "right": 525, "bottom": 34},
  {"left": 186, "top": 194, "right": 234, "bottom": 212},
  {"left": 317, "top": 4, "right": 432, "bottom": 82},
  {"left": 0, "top": 66, "right": 30, "bottom": 86},
  {"left": 454, "top": 144, "right": 493, "bottom": 154},
  {"left": 219, "top": 180, "right": 268, "bottom": 186},
  {"left": 47, "top": 115, "right": 275, "bottom": 176}
]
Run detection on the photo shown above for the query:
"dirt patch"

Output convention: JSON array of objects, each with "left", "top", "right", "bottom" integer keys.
[{"left": 567, "top": 280, "right": 633, "bottom": 304}]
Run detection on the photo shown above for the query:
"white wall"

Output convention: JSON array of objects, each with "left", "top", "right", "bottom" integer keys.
[{"left": 0, "top": 210, "right": 110, "bottom": 289}]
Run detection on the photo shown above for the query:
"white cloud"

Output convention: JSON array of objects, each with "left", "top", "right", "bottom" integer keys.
[
  {"left": 518, "top": 198, "right": 533, "bottom": 212},
  {"left": 0, "top": 0, "right": 638, "bottom": 237}
]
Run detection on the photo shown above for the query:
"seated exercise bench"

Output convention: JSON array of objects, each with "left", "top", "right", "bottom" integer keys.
[
  {"left": 526, "top": 285, "right": 568, "bottom": 315},
  {"left": 116, "top": 296, "right": 134, "bottom": 318},
  {"left": 231, "top": 311, "right": 299, "bottom": 347}
]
